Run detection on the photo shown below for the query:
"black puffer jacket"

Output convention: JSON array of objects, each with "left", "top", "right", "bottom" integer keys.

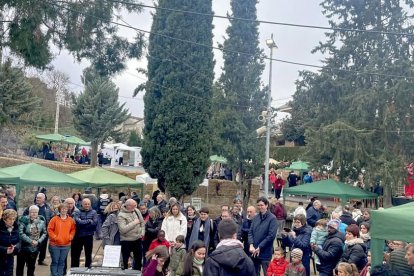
[
  {"left": 314, "top": 230, "right": 345, "bottom": 275},
  {"left": 204, "top": 244, "right": 255, "bottom": 276},
  {"left": 341, "top": 238, "right": 367, "bottom": 271},
  {"left": 0, "top": 220, "right": 20, "bottom": 255},
  {"left": 339, "top": 212, "right": 356, "bottom": 226},
  {"left": 73, "top": 208, "right": 98, "bottom": 237}
]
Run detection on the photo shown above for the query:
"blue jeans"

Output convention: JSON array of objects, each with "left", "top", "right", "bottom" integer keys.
[{"left": 49, "top": 245, "right": 70, "bottom": 276}]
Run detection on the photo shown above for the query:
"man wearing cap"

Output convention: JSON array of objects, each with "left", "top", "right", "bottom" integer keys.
[{"left": 311, "top": 219, "right": 345, "bottom": 276}]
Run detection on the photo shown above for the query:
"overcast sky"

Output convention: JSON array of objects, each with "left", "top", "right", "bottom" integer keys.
[{"left": 51, "top": 0, "right": 329, "bottom": 118}]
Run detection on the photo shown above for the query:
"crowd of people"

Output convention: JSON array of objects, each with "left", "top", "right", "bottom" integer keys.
[{"left": 0, "top": 186, "right": 414, "bottom": 276}]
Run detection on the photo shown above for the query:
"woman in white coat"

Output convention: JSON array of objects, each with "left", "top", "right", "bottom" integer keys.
[{"left": 161, "top": 203, "right": 187, "bottom": 246}]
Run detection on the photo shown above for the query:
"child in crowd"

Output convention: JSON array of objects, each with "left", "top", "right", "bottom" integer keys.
[
  {"left": 285, "top": 248, "right": 306, "bottom": 276},
  {"left": 149, "top": 230, "right": 171, "bottom": 251},
  {"left": 310, "top": 218, "right": 328, "bottom": 265},
  {"left": 169, "top": 235, "right": 187, "bottom": 276},
  {"left": 142, "top": 245, "right": 170, "bottom": 276},
  {"left": 176, "top": 240, "right": 206, "bottom": 276},
  {"left": 267, "top": 247, "right": 289, "bottom": 276}
]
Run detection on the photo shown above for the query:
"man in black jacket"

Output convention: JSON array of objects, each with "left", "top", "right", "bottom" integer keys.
[
  {"left": 339, "top": 205, "right": 357, "bottom": 226},
  {"left": 205, "top": 219, "right": 255, "bottom": 275},
  {"left": 71, "top": 198, "right": 98, "bottom": 268},
  {"left": 312, "top": 219, "right": 345, "bottom": 276}
]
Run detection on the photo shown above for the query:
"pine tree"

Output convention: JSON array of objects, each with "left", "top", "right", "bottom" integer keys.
[
  {"left": 284, "top": 0, "right": 414, "bottom": 201},
  {"left": 72, "top": 76, "right": 129, "bottom": 167},
  {"left": 0, "top": 61, "right": 40, "bottom": 126},
  {"left": 142, "top": 0, "right": 214, "bottom": 197},
  {"left": 1, "top": 0, "right": 144, "bottom": 72},
  {"left": 212, "top": 0, "right": 267, "bottom": 205}
]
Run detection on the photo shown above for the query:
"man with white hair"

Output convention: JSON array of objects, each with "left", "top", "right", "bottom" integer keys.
[
  {"left": 64, "top": 197, "right": 79, "bottom": 217},
  {"left": 23, "top": 192, "right": 53, "bottom": 266},
  {"left": 306, "top": 199, "right": 322, "bottom": 227},
  {"left": 117, "top": 199, "right": 145, "bottom": 270},
  {"left": 142, "top": 194, "right": 154, "bottom": 208},
  {"left": 71, "top": 198, "right": 98, "bottom": 268}
]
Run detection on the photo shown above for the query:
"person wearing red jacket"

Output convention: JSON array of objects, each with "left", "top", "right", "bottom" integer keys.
[
  {"left": 267, "top": 247, "right": 289, "bottom": 276},
  {"left": 149, "top": 230, "right": 170, "bottom": 251},
  {"left": 273, "top": 174, "right": 285, "bottom": 199}
]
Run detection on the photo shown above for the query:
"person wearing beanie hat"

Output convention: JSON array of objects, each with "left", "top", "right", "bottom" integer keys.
[
  {"left": 285, "top": 248, "right": 306, "bottom": 276},
  {"left": 340, "top": 224, "right": 368, "bottom": 271},
  {"left": 281, "top": 214, "right": 312, "bottom": 276},
  {"left": 312, "top": 219, "right": 345, "bottom": 276}
]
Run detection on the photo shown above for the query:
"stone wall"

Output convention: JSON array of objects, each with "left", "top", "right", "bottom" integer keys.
[{"left": 0, "top": 156, "right": 260, "bottom": 212}]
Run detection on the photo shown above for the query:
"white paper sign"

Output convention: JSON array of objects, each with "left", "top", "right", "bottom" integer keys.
[{"left": 102, "top": 245, "right": 122, "bottom": 268}]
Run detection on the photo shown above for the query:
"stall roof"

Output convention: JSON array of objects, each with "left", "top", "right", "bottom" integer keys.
[
  {"left": 283, "top": 179, "right": 378, "bottom": 203},
  {"left": 0, "top": 163, "right": 85, "bottom": 187},
  {"left": 68, "top": 167, "right": 143, "bottom": 188}
]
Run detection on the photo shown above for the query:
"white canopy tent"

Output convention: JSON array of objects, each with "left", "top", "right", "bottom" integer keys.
[{"left": 103, "top": 143, "right": 142, "bottom": 167}]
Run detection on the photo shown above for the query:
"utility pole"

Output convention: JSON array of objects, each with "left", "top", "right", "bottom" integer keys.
[
  {"left": 0, "top": 11, "right": 4, "bottom": 65},
  {"left": 54, "top": 87, "right": 61, "bottom": 134},
  {"left": 264, "top": 34, "right": 277, "bottom": 198}
]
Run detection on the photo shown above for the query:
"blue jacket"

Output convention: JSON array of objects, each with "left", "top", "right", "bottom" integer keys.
[
  {"left": 248, "top": 210, "right": 277, "bottom": 261},
  {"left": 238, "top": 218, "right": 253, "bottom": 255},
  {"left": 306, "top": 206, "right": 321, "bottom": 227},
  {"left": 73, "top": 208, "right": 98, "bottom": 237},
  {"left": 282, "top": 225, "right": 312, "bottom": 276}
]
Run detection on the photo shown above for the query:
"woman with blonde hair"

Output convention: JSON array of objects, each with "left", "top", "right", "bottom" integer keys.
[
  {"left": 336, "top": 262, "right": 359, "bottom": 276},
  {"left": 50, "top": 195, "right": 62, "bottom": 215},
  {"left": 161, "top": 203, "right": 187, "bottom": 246},
  {"left": 101, "top": 202, "right": 121, "bottom": 247},
  {"left": 0, "top": 209, "right": 20, "bottom": 276}
]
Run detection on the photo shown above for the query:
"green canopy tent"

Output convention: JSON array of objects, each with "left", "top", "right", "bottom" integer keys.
[
  {"left": 62, "top": 135, "right": 90, "bottom": 146},
  {"left": 0, "top": 163, "right": 86, "bottom": 206},
  {"left": 209, "top": 155, "right": 228, "bottom": 164},
  {"left": 284, "top": 161, "right": 310, "bottom": 178},
  {"left": 370, "top": 202, "right": 414, "bottom": 268},
  {"left": 68, "top": 167, "right": 145, "bottom": 198},
  {"left": 282, "top": 179, "right": 378, "bottom": 205},
  {"left": 36, "top": 133, "right": 90, "bottom": 145},
  {"left": 35, "top": 133, "right": 65, "bottom": 142},
  {"left": 0, "top": 171, "right": 19, "bottom": 185}
]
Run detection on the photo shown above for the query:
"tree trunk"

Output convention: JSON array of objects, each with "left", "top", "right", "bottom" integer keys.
[
  {"left": 90, "top": 140, "right": 98, "bottom": 167},
  {"left": 243, "top": 179, "right": 252, "bottom": 211}
]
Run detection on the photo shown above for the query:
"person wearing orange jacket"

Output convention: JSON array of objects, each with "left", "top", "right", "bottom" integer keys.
[{"left": 48, "top": 203, "right": 76, "bottom": 276}]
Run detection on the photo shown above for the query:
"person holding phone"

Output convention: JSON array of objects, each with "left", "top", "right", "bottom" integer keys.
[{"left": 0, "top": 209, "right": 20, "bottom": 276}]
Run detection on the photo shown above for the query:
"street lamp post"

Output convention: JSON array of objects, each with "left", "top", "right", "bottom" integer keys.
[{"left": 264, "top": 34, "right": 277, "bottom": 198}]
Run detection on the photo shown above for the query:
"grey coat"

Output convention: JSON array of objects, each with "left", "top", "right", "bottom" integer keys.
[{"left": 101, "top": 212, "right": 121, "bottom": 247}]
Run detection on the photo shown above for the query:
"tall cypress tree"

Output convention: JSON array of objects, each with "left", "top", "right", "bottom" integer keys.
[
  {"left": 142, "top": 0, "right": 214, "bottom": 197},
  {"left": 213, "top": 0, "right": 266, "bottom": 204}
]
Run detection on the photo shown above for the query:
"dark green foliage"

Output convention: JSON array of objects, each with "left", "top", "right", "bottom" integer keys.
[
  {"left": 2, "top": 0, "right": 144, "bottom": 72},
  {"left": 142, "top": 0, "right": 214, "bottom": 197},
  {"left": 128, "top": 131, "right": 141, "bottom": 147},
  {"left": 72, "top": 76, "right": 130, "bottom": 167},
  {"left": 0, "top": 61, "right": 40, "bottom": 125},
  {"left": 212, "top": 0, "right": 267, "bottom": 201},
  {"left": 283, "top": 0, "right": 414, "bottom": 199},
  {"left": 270, "top": 146, "right": 306, "bottom": 163}
]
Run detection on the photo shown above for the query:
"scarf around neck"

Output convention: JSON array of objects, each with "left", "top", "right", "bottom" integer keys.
[{"left": 216, "top": 238, "right": 244, "bottom": 249}]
